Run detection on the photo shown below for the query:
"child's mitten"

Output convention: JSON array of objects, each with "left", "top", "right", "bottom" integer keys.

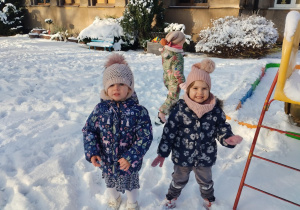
[
  {"left": 225, "top": 135, "right": 243, "bottom": 145},
  {"left": 151, "top": 155, "right": 165, "bottom": 167}
]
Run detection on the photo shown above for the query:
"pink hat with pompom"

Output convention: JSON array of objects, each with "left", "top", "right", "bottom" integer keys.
[
  {"left": 186, "top": 58, "right": 215, "bottom": 90},
  {"left": 102, "top": 53, "right": 134, "bottom": 94}
]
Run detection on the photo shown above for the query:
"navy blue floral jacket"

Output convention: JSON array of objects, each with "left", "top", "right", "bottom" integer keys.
[
  {"left": 157, "top": 99, "right": 235, "bottom": 167},
  {"left": 82, "top": 97, "right": 153, "bottom": 177}
]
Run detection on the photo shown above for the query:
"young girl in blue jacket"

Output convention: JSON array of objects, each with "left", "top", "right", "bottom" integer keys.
[
  {"left": 151, "top": 58, "right": 242, "bottom": 209},
  {"left": 82, "top": 53, "right": 153, "bottom": 210}
]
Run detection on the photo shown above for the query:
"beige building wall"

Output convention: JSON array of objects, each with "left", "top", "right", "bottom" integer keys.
[
  {"left": 25, "top": 0, "right": 126, "bottom": 34},
  {"left": 24, "top": 0, "right": 286, "bottom": 42},
  {"left": 165, "top": 8, "right": 240, "bottom": 42}
]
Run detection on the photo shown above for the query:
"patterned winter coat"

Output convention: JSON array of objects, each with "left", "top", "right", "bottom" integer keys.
[
  {"left": 161, "top": 46, "right": 185, "bottom": 86},
  {"left": 82, "top": 97, "right": 153, "bottom": 178},
  {"left": 157, "top": 99, "right": 235, "bottom": 167},
  {"left": 160, "top": 46, "right": 186, "bottom": 115}
]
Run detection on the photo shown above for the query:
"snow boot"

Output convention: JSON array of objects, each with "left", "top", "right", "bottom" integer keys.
[
  {"left": 203, "top": 196, "right": 215, "bottom": 210},
  {"left": 162, "top": 197, "right": 177, "bottom": 209},
  {"left": 107, "top": 195, "right": 122, "bottom": 210},
  {"left": 126, "top": 201, "right": 140, "bottom": 210},
  {"left": 155, "top": 112, "right": 166, "bottom": 126}
]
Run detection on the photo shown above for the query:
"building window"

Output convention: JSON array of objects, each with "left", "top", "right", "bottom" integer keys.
[
  {"left": 176, "top": 0, "right": 208, "bottom": 6},
  {"left": 90, "top": 0, "right": 115, "bottom": 6},
  {"left": 274, "top": 0, "right": 300, "bottom": 8},
  {"left": 37, "top": 0, "right": 50, "bottom": 4},
  {"left": 63, "top": 0, "right": 80, "bottom": 6},
  {"left": 31, "top": 0, "right": 50, "bottom": 5}
]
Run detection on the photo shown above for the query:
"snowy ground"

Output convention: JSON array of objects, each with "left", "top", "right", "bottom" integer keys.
[{"left": 0, "top": 36, "right": 300, "bottom": 210}]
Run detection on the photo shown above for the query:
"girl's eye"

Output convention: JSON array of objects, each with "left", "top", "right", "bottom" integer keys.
[{"left": 120, "top": 83, "right": 125, "bottom": 86}]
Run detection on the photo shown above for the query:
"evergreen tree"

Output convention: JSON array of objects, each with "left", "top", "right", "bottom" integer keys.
[
  {"left": 120, "top": 0, "right": 164, "bottom": 48},
  {"left": 0, "top": 0, "right": 26, "bottom": 36}
]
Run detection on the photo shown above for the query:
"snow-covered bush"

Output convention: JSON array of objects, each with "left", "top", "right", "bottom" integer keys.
[
  {"left": 0, "top": 0, "right": 25, "bottom": 35},
  {"left": 195, "top": 15, "right": 279, "bottom": 58},
  {"left": 164, "top": 23, "right": 185, "bottom": 33},
  {"left": 51, "top": 30, "right": 69, "bottom": 41},
  {"left": 120, "top": 0, "right": 165, "bottom": 48}
]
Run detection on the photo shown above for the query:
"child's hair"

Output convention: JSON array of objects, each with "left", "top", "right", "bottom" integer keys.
[
  {"left": 186, "top": 81, "right": 196, "bottom": 95},
  {"left": 185, "top": 58, "right": 215, "bottom": 91},
  {"left": 165, "top": 31, "right": 186, "bottom": 45}
]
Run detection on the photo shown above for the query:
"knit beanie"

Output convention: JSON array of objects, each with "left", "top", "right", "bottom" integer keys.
[
  {"left": 101, "top": 53, "right": 134, "bottom": 99},
  {"left": 185, "top": 58, "right": 215, "bottom": 90},
  {"left": 165, "top": 31, "right": 186, "bottom": 45},
  {"left": 183, "top": 58, "right": 216, "bottom": 118}
]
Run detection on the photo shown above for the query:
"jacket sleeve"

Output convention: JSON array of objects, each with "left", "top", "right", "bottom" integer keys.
[
  {"left": 215, "top": 107, "right": 235, "bottom": 148},
  {"left": 157, "top": 104, "right": 180, "bottom": 157},
  {"left": 122, "top": 106, "right": 153, "bottom": 164},
  {"left": 82, "top": 105, "right": 101, "bottom": 162}
]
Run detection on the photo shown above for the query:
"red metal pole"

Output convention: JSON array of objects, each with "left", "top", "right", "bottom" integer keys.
[{"left": 233, "top": 71, "right": 279, "bottom": 210}]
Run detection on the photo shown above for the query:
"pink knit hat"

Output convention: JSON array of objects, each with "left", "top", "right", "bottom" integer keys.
[
  {"left": 102, "top": 53, "right": 134, "bottom": 92},
  {"left": 186, "top": 58, "right": 215, "bottom": 90},
  {"left": 165, "top": 31, "right": 186, "bottom": 45}
]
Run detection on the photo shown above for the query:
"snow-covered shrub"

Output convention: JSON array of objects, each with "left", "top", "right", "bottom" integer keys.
[
  {"left": 0, "top": 0, "right": 25, "bottom": 35},
  {"left": 164, "top": 23, "right": 185, "bottom": 33},
  {"left": 195, "top": 15, "right": 279, "bottom": 58},
  {"left": 120, "top": 0, "right": 165, "bottom": 48},
  {"left": 50, "top": 30, "right": 69, "bottom": 41}
]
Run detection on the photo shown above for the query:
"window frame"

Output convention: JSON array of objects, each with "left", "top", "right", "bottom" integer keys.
[
  {"left": 90, "top": 0, "right": 115, "bottom": 7},
  {"left": 63, "top": 0, "right": 80, "bottom": 6},
  {"left": 176, "top": 0, "right": 208, "bottom": 7},
  {"left": 274, "top": 0, "right": 300, "bottom": 8},
  {"left": 35, "top": 0, "right": 50, "bottom": 5}
]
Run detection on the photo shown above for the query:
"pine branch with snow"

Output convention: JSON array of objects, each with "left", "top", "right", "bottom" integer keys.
[{"left": 0, "top": 0, "right": 25, "bottom": 35}]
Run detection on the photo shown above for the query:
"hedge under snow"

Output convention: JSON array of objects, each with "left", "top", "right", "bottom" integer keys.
[{"left": 195, "top": 15, "right": 279, "bottom": 58}]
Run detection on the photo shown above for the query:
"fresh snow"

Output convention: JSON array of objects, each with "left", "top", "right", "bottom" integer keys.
[
  {"left": 77, "top": 17, "right": 123, "bottom": 41},
  {"left": 0, "top": 36, "right": 300, "bottom": 210},
  {"left": 285, "top": 69, "right": 300, "bottom": 102},
  {"left": 284, "top": 11, "right": 300, "bottom": 42}
]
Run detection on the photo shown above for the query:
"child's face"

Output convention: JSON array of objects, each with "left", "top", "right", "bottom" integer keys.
[
  {"left": 188, "top": 80, "right": 209, "bottom": 104},
  {"left": 107, "top": 83, "right": 130, "bottom": 101}
]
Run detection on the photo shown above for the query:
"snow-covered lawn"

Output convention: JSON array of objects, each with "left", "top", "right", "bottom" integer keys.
[{"left": 0, "top": 36, "right": 299, "bottom": 210}]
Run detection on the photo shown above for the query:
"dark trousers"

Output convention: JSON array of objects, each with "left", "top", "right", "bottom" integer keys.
[{"left": 166, "top": 165, "right": 214, "bottom": 200}]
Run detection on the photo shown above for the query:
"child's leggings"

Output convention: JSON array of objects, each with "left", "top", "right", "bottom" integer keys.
[
  {"left": 166, "top": 165, "right": 214, "bottom": 200},
  {"left": 107, "top": 187, "right": 138, "bottom": 204},
  {"left": 159, "top": 82, "right": 181, "bottom": 115}
]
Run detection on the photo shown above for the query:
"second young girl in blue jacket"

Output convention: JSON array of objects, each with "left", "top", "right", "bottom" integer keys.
[{"left": 152, "top": 58, "right": 242, "bottom": 209}]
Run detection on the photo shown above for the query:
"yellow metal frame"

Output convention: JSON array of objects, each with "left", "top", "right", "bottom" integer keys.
[{"left": 274, "top": 18, "right": 300, "bottom": 105}]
